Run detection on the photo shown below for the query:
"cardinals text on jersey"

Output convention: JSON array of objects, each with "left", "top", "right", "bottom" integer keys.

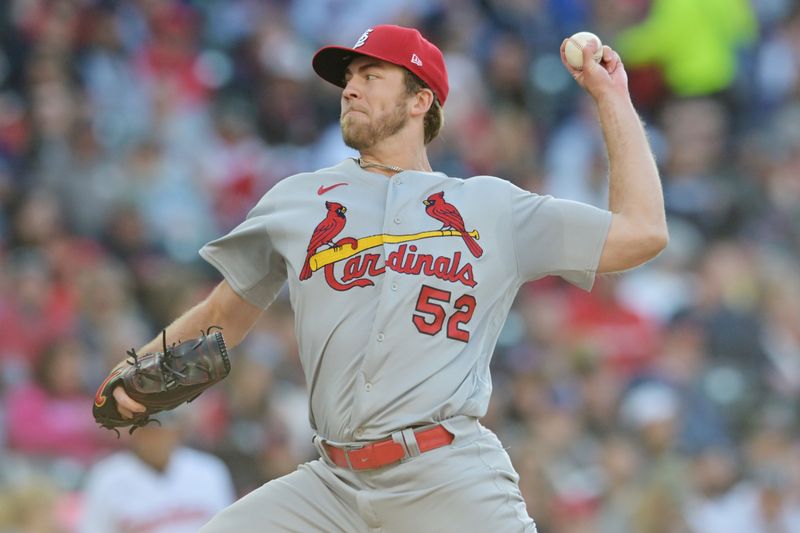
[{"left": 299, "top": 192, "right": 482, "bottom": 292}]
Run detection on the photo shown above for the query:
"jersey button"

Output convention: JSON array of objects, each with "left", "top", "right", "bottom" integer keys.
[
  {"left": 393, "top": 217, "right": 401, "bottom": 224},
  {"left": 391, "top": 283, "right": 398, "bottom": 291},
  {"left": 364, "top": 382, "right": 373, "bottom": 392},
  {"left": 376, "top": 333, "right": 385, "bottom": 342}
]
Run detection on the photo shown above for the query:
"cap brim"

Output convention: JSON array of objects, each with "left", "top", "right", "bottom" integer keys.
[
  {"left": 312, "top": 46, "right": 406, "bottom": 90},
  {"left": 312, "top": 46, "right": 360, "bottom": 89}
]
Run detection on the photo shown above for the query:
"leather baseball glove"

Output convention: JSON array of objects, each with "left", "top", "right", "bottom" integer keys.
[{"left": 93, "top": 327, "right": 230, "bottom": 435}]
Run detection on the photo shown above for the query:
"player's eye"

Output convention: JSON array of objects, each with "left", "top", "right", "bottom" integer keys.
[{"left": 365, "top": 74, "right": 378, "bottom": 81}]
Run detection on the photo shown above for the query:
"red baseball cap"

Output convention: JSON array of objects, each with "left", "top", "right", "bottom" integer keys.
[{"left": 312, "top": 25, "right": 449, "bottom": 105}]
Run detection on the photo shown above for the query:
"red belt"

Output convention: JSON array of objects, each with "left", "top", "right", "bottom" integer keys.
[{"left": 323, "top": 425, "right": 454, "bottom": 471}]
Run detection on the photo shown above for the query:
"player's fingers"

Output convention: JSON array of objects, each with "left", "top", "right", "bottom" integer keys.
[
  {"left": 611, "top": 52, "right": 623, "bottom": 76},
  {"left": 113, "top": 386, "right": 146, "bottom": 418},
  {"left": 601, "top": 46, "right": 620, "bottom": 71},
  {"left": 582, "top": 39, "right": 600, "bottom": 69},
  {"left": 602, "top": 45, "right": 614, "bottom": 63}
]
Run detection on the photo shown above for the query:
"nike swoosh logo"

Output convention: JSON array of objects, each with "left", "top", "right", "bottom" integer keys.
[{"left": 317, "top": 182, "right": 349, "bottom": 195}]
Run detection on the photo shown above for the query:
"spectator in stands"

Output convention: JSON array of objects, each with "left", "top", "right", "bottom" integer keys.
[
  {"left": 5, "top": 336, "right": 111, "bottom": 465},
  {"left": 79, "top": 410, "right": 235, "bottom": 533}
]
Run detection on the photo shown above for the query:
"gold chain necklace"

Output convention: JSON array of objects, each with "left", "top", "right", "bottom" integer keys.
[{"left": 356, "top": 157, "right": 404, "bottom": 173}]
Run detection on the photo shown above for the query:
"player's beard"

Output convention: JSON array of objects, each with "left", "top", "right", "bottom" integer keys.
[{"left": 340, "top": 98, "right": 409, "bottom": 151}]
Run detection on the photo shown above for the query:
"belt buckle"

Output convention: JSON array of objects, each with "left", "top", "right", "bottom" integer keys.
[{"left": 342, "top": 442, "right": 365, "bottom": 470}]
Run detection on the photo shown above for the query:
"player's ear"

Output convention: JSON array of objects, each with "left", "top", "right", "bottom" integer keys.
[{"left": 410, "top": 87, "right": 434, "bottom": 117}]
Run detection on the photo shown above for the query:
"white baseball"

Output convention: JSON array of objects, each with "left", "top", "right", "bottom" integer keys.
[{"left": 564, "top": 31, "right": 603, "bottom": 70}]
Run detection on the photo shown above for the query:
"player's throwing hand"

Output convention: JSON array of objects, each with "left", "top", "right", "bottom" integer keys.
[{"left": 560, "top": 38, "right": 628, "bottom": 100}]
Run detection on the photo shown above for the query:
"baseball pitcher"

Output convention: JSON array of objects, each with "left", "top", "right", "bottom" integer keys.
[{"left": 102, "top": 24, "right": 667, "bottom": 532}]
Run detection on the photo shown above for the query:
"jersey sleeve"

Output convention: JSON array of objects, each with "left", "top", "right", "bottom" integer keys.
[
  {"left": 199, "top": 195, "right": 287, "bottom": 309},
  {"left": 510, "top": 183, "right": 612, "bottom": 290}
]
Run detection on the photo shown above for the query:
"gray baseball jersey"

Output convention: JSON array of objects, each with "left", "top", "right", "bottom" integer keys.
[{"left": 199, "top": 158, "right": 611, "bottom": 443}]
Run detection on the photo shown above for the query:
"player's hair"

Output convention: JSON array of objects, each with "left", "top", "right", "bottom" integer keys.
[{"left": 404, "top": 70, "right": 444, "bottom": 145}]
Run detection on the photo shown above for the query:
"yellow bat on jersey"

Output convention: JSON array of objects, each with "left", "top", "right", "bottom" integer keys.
[{"left": 309, "top": 229, "right": 480, "bottom": 271}]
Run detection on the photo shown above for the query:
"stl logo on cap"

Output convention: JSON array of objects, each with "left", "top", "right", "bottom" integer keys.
[{"left": 354, "top": 28, "right": 373, "bottom": 49}]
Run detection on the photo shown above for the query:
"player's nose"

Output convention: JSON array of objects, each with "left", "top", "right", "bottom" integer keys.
[{"left": 342, "top": 78, "right": 362, "bottom": 101}]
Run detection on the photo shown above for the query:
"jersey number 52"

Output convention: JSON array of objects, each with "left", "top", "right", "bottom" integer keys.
[{"left": 412, "top": 284, "right": 476, "bottom": 343}]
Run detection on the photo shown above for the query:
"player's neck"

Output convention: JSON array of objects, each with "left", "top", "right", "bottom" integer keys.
[
  {"left": 358, "top": 145, "right": 431, "bottom": 176},
  {"left": 357, "top": 124, "right": 431, "bottom": 175}
]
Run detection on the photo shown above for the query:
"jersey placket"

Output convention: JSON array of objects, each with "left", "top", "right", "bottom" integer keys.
[{"left": 348, "top": 172, "right": 406, "bottom": 440}]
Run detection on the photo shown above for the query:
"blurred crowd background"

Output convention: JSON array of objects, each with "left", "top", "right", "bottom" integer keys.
[{"left": 0, "top": 0, "right": 799, "bottom": 532}]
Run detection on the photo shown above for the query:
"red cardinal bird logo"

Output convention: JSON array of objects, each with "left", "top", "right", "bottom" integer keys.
[
  {"left": 300, "top": 201, "right": 348, "bottom": 280},
  {"left": 423, "top": 191, "right": 483, "bottom": 258}
]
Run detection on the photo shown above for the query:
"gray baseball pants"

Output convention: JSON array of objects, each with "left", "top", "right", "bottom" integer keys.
[{"left": 200, "top": 416, "right": 536, "bottom": 532}]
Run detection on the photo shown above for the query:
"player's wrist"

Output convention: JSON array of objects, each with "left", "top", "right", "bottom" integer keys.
[
  {"left": 584, "top": 70, "right": 630, "bottom": 103},
  {"left": 591, "top": 86, "right": 633, "bottom": 109}
]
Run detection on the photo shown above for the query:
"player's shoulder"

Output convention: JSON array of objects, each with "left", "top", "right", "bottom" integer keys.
[
  {"left": 418, "top": 172, "right": 499, "bottom": 186},
  {"left": 274, "top": 160, "right": 353, "bottom": 190},
  {"left": 464, "top": 174, "right": 548, "bottom": 200},
  {"left": 462, "top": 174, "right": 512, "bottom": 187},
  {"left": 254, "top": 160, "right": 354, "bottom": 202},
  {"left": 418, "top": 172, "right": 523, "bottom": 201},
  {"left": 453, "top": 174, "right": 525, "bottom": 199}
]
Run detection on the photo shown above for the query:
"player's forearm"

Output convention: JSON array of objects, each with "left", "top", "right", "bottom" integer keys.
[
  {"left": 597, "top": 92, "right": 667, "bottom": 244},
  {"left": 136, "top": 301, "right": 219, "bottom": 355},
  {"left": 137, "top": 280, "right": 261, "bottom": 354}
]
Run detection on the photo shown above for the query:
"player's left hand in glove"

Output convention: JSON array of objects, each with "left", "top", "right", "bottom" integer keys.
[{"left": 93, "top": 327, "right": 230, "bottom": 435}]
